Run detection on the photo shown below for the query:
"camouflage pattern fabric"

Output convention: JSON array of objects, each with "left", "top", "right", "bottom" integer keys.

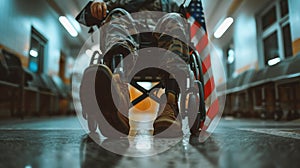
[{"left": 101, "top": 7, "right": 189, "bottom": 75}]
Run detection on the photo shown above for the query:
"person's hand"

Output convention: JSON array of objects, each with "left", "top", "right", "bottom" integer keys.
[{"left": 90, "top": 2, "right": 107, "bottom": 20}]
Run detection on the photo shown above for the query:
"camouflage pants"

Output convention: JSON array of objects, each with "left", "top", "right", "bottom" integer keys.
[
  {"left": 99, "top": 9, "right": 189, "bottom": 134},
  {"left": 101, "top": 8, "right": 190, "bottom": 75}
]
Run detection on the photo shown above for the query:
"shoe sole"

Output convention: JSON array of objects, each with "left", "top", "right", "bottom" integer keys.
[
  {"left": 95, "top": 65, "right": 130, "bottom": 137},
  {"left": 153, "top": 118, "right": 183, "bottom": 138}
]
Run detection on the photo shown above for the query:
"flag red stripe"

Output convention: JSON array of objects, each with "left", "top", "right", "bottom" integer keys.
[
  {"left": 186, "top": 12, "right": 191, "bottom": 19},
  {"left": 201, "top": 54, "right": 211, "bottom": 74},
  {"left": 207, "top": 99, "right": 219, "bottom": 119},
  {"left": 204, "top": 77, "right": 215, "bottom": 99},
  {"left": 192, "top": 18, "right": 202, "bottom": 29},
  {"left": 202, "top": 99, "right": 220, "bottom": 131},
  {"left": 196, "top": 34, "right": 208, "bottom": 53},
  {"left": 191, "top": 23, "right": 199, "bottom": 38},
  {"left": 190, "top": 21, "right": 202, "bottom": 38}
]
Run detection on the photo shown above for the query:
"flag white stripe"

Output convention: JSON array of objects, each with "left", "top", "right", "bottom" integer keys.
[
  {"left": 203, "top": 67, "right": 213, "bottom": 85},
  {"left": 199, "top": 45, "right": 210, "bottom": 60},
  {"left": 191, "top": 28, "right": 205, "bottom": 46},
  {"left": 205, "top": 90, "right": 218, "bottom": 110},
  {"left": 187, "top": 14, "right": 195, "bottom": 25}
]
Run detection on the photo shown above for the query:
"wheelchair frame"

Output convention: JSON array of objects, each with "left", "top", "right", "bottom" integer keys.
[{"left": 80, "top": 31, "right": 206, "bottom": 136}]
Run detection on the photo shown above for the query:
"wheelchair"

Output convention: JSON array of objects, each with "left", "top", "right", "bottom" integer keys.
[{"left": 77, "top": 7, "right": 206, "bottom": 137}]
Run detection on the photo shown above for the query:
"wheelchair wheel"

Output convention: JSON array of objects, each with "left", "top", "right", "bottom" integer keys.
[{"left": 188, "top": 94, "right": 200, "bottom": 136}]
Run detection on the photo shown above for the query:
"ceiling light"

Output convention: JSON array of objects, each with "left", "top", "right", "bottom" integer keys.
[
  {"left": 29, "top": 49, "right": 38, "bottom": 57},
  {"left": 214, "top": 17, "right": 234, "bottom": 39},
  {"left": 268, "top": 57, "right": 281, "bottom": 66},
  {"left": 59, "top": 16, "right": 78, "bottom": 37}
]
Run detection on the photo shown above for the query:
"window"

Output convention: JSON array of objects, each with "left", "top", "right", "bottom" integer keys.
[
  {"left": 258, "top": 0, "right": 292, "bottom": 66},
  {"left": 282, "top": 23, "right": 292, "bottom": 57},
  {"left": 263, "top": 32, "right": 279, "bottom": 65},
  {"left": 262, "top": 6, "right": 276, "bottom": 30},
  {"left": 280, "top": 0, "right": 289, "bottom": 17},
  {"left": 28, "top": 27, "right": 47, "bottom": 73}
]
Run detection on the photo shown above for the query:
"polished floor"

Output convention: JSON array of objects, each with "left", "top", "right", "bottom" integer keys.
[{"left": 0, "top": 116, "right": 299, "bottom": 168}]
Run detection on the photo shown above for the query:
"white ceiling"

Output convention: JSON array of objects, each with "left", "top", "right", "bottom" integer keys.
[
  {"left": 51, "top": 0, "right": 91, "bottom": 48},
  {"left": 203, "top": 0, "right": 234, "bottom": 38}
]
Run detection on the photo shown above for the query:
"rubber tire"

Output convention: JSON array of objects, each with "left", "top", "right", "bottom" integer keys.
[{"left": 188, "top": 94, "right": 199, "bottom": 136}]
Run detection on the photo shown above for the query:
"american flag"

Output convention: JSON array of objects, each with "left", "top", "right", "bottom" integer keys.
[{"left": 185, "top": 0, "right": 220, "bottom": 132}]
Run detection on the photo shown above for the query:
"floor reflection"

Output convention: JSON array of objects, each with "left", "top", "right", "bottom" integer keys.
[
  {"left": 79, "top": 133, "right": 216, "bottom": 168},
  {"left": 1, "top": 118, "right": 298, "bottom": 167},
  {"left": 189, "top": 136, "right": 220, "bottom": 167},
  {"left": 80, "top": 135, "right": 124, "bottom": 168},
  {"left": 80, "top": 132, "right": 182, "bottom": 158}
]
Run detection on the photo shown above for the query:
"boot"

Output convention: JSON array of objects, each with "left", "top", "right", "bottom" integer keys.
[
  {"left": 153, "top": 92, "right": 183, "bottom": 137},
  {"left": 95, "top": 65, "right": 130, "bottom": 137}
]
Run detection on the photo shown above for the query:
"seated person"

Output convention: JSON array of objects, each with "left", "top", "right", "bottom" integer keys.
[{"left": 86, "top": 0, "right": 191, "bottom": 137}]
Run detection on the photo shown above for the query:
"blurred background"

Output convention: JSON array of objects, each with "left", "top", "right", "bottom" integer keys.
[
  {"left": 0, "top": 1, "right": 299, "bottom": 168},
  {"left": 1, "top": 0, "right": 299, "bottom": 120}
]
